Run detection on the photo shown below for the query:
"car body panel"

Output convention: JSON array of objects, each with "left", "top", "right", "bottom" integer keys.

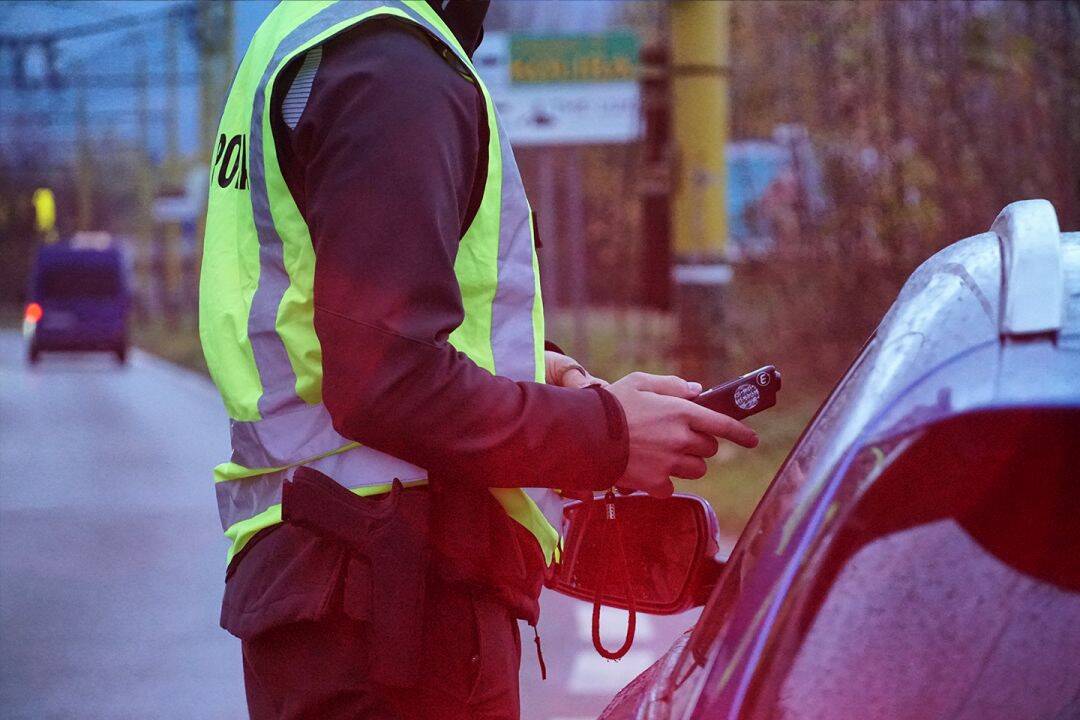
[{"left": 599, "top": 211, "right": 1080, "bottom": 720}]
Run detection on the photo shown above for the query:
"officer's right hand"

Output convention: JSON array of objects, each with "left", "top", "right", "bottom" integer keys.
[{"left": 605, "top": 372, "right": 759, "bottom": 499}]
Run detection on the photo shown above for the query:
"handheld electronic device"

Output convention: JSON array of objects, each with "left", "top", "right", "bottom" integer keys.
[{"left": 693, "top": 365, "right": 781, "bottom": 420}]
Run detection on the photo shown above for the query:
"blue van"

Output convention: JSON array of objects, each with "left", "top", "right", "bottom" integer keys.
[{"left": 25, "top": 238, "right": 131, "bottom": 364}]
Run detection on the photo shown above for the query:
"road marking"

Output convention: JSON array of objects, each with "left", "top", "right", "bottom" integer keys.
[{"left": 566, "top": 649, "right": 656, "bottom": 693}]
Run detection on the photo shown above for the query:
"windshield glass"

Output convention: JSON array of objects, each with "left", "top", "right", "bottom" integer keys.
[
  {"left": 688, "top": 335, "right": 880, "bottom": 656},
  {"left": 38, "top": 266, "right": 122, "bottom": 299}
]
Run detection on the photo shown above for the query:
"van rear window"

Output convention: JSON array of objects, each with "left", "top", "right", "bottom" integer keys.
[{"left": 39, "top": 267, "right": 121, "bottom": 298}]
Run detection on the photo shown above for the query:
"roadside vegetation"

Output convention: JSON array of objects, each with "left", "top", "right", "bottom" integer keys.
[{"left": 131, "top": 316, "right": 208, "bottom": 376}]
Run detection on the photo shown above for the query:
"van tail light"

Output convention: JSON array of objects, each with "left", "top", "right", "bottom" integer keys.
[{"left": 24, "top": 302, "right": 43, "bottom": 323}]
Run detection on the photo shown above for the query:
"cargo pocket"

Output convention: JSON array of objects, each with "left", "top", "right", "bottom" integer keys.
[
  {"left": 465, "top": 595, "right": 522, "bottom": 713},
  {"left": 419, "top": 584, "right": 482, "bottom": 703}
]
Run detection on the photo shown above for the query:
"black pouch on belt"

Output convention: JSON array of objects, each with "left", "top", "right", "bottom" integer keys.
[{"left": 281, "top": 466, "right": 431, "bottom": 687}]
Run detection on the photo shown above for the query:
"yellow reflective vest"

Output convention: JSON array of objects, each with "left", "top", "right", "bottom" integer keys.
[{"left": 199, "top": 0, "right": 560, "bottom": 565}]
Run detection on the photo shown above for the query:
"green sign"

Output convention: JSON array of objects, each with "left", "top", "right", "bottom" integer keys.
[{"left": 510, "top": 32, "right": 639, "bottom": 84}]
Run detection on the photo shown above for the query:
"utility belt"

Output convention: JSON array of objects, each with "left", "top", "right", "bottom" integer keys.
[
  {"left": 282, "top": 467, "right": 431, "bottom": 685},
  {"left": 280, "top": 466, "right": 545, "bottom": 685}
]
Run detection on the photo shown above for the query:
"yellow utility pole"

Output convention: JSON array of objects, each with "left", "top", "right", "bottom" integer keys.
[
  {"left": 669, "top": 0, "right": 732, "bottom": 380},
  {"left": 671, "top": 0, "right": 730, "bottom": 258}
]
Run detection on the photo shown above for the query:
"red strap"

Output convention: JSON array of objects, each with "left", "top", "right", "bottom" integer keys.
[{"left": 590, "top": 492, "right": 637, "bottom": 660}]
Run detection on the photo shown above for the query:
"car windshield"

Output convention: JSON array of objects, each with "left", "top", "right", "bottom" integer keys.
[
  {"left": 38, "top": 266, "right": 121, "bottom": 299},
  {"left": 766, "top": 408, "right": 1080, "bottom": 720}
]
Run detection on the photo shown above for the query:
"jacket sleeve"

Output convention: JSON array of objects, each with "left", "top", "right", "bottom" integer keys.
[{"left": 280, "top": 21, "right": 628, "bottom": 491}]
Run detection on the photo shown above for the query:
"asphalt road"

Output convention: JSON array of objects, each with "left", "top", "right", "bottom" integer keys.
[{"left": 0, "top": 330, "right": 699, "bottom": 719}]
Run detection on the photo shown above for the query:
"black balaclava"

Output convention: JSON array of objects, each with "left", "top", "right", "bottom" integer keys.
[{"left": 427, "top": 0, "right": 490, "bottom": 58}]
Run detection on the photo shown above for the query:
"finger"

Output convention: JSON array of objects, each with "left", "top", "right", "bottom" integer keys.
[
  {"left": 559, "top": 367, "right": 591, "bottom": 388},
  {"left": 633, "top": 373, "right": 702, "bottom": 399},
  {"left": 672, "top": 456, "right": 709, "bottom": 480},
  {"left": 685, "top": 405, "right": 759, "bottom": 448},
  {"left": 646, "top": 478, "right": 675, "bottom": 499},
  {"left": 591, "top": 376, "right": 611, "bottom": 388},
  {"left": 682, "top": 430, "right": 720, "bottom": 458}
]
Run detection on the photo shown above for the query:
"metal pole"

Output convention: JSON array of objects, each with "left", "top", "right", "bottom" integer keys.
[
  {"left": 197, "top": 0, "right": 235, "bottom": 164},
  {"left": 165, "top": 18, "right": 180, "bottom": 180},
  {"left": 639, "top": 40, "right": 672, "bottom": 311},
  {"left": 163, "top": 19, "right": 183, "bottom": 324},
  {"left": 567, "top": 148, "right": 589, "bottom": 367},
  {"left": 537, "top": 151, "right": 559, "bottom": 311},
  {"left": 75, "top": 63, "right": 92, "bottom": 231},
  {"left": 136, "top": 34, "right": 157, "bottom": 318}
]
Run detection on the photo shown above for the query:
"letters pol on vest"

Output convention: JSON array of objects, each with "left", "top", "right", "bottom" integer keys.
[{"left": 213, "top": 133, "right": 249, "bottom": 190}]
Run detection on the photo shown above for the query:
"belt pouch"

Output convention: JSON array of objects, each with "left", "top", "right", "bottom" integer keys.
[{"left": 282, "top": 466, "right": 431, "bottom": 686}]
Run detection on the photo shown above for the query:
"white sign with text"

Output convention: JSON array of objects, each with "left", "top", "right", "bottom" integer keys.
[{"left": 473, "top": 32, "right": 641, "bottom": 146}]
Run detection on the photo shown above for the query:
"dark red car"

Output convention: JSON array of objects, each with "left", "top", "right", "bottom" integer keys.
[{"left": 550, "top": 200, "right": 1080, "bottom": 720}]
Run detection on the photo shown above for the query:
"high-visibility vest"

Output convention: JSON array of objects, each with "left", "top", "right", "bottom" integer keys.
[{"left": 199, "top": 0, "right": 561, "bottom": 566}]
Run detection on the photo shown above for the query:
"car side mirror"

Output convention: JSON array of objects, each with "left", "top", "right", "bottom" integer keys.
[{"left": 547, "top": 492, "right": 724, "bottom": 616}]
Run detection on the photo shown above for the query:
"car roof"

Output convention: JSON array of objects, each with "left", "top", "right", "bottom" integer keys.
[
  {"left": 768, "top": 202, "right": 1077, "bottom": 517},
  {"left": 34, "top": 243, "right": 124, "bottom": 272},
  {"left": 828, "top": 200, "right": 1078, "bottom": 445}
]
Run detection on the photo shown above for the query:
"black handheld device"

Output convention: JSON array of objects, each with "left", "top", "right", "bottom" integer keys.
[{"left": 693, "top": 365, "right": 782, "bottom": 420}]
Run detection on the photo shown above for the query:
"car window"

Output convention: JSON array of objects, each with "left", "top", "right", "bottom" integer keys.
[
  {"left": 767, "top": 408, "right": 1080, "bottom": 720},
  {"left": 690, "top": 334, "right": 879, "bottom": 655},
  {"left": 776, "top": 520, "right": 1080, "bottom": 720}
]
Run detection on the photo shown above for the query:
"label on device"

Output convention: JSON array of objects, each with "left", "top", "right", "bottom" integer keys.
[{"left": 734, "top": 383, "right": 760, "bottom": 411}]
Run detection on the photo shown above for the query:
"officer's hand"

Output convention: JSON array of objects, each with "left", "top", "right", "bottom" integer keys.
[
  {"left": 606, "top": 372, "right": 759, "bottom": 498},
  {"left": 545, "top": 350, "right": 608, "bottom": 389}
]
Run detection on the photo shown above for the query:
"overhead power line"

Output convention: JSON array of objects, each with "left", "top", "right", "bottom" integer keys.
[
  {"left": 0, "top": 3, "right": 196, "bottom": 47},
  {"left": 0, "top": 72, "right": 202, "bottom": 90}
]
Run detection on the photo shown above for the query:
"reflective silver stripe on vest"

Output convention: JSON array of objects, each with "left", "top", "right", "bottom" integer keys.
[
  {"left": 282, "top": 46, "right": 323, "bottom": 129},
  {"left": 247, "top": 0, "right": 385, "bottom": 419},
  {"left": 489, "top": 127, "right": 538, "bottom": 382},
  {"left": 228, "top": 400, "right": 421, "bottom": 478},
  {"left": 525, "top": 487, "right": 566, "bottom": 535},
  {"left": 217, "top": 444, "right": 426, "bottom": 531}
]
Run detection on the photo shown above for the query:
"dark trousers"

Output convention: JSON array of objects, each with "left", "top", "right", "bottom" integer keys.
[{"left": 241, "top": 588, "right": 522, "bottom": 720}]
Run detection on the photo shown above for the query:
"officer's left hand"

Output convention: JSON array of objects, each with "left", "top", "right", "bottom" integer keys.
[{"left": 545, "top": 351, "right": 608, "bottom": 389}]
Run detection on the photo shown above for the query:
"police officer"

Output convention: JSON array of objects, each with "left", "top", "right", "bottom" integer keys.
[{"left": 199, "top": 1, "right": 758, "bottom": 717}]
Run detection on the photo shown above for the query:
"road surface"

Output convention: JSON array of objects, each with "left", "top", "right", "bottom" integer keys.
[{"left": 0, "top": 331, "right": 700, "bottom": 719}]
